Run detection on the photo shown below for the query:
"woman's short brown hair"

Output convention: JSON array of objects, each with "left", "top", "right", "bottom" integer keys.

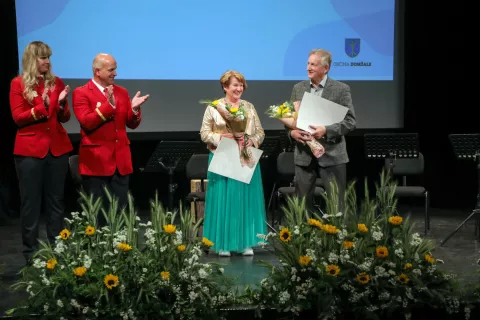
[{"left": 220, "top": 70, "right": 247, "bottom": 92}]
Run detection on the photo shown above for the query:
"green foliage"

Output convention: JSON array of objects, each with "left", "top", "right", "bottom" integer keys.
[
  {"left": 10, "top": 188, "right": 235, "bottom": 319},
  {"left": 249, "top": 170, "right": 464, "bottom": 319}
]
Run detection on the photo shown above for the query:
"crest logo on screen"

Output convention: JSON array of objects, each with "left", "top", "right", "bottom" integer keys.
[{"left": 345, "top": 38, "right": 361, "bottom": 58}]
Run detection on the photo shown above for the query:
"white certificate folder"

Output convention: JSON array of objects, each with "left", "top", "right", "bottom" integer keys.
[
  {"left": 208, "top": 138, "right": 263, "bottom": 184},
  {"left": 296, "top": 91, "right": 349, "bottom": 133}
]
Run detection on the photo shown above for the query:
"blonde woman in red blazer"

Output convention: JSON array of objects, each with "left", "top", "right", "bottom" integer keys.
[
  {"left": 72, "top": 53, "right": 149, "bottom": 221},
  {"left": 9, "top": 41, "right": 73, "bottom": 264}
]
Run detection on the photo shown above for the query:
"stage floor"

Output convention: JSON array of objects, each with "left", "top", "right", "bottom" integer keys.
[{"left": 1, "top": 205, "right": 480, "bottom": 316}]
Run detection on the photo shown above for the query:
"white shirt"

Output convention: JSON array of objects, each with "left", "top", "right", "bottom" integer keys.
[{"left": 92, "top": 78, "right": 115, "bottom": 109}]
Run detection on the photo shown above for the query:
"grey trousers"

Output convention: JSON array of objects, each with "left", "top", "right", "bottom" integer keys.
[{"left": 294, "top": 161, "right": 347, "bottom": 213}]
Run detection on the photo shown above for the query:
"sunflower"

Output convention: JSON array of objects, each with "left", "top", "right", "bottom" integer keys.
[
  {"left": 202, "top": 237, "right": 214, "bottom": 247},
  {"left": 322, "top": 224, "right": 339, "bottom": 234},
  {"left": 85, "top": 226, "right": 95, "bottom": 236},
  {"left": 388, "top": 215, "right": 403, "bottom": 225},
  {"left": 73, "top": 266, "right": 87, "bottom": 277},
  {"left": 279, "top": 228, "right": 292, "bottom": 242},
  {"left": 211, "top": 100, "right": 219, "bottom": 106},
  {"left": 104, "top": 274, "right": 119, "bottom": 289},
  {"left": 357, "top": 224, "right": 368, "bottom": 233},
  {"left": 308, "top": 218, "right": 323, "bottom": 229},
  {"left": 343, "top": 241, "right": 354, "bottom": 249},
  {"left": 177, "top": 244, "right": 186, "bottom": 252},
  {"left": 59, "top": 229, "right": 71, "bottom": 240},
  {"left": 163, "top": 224, "right": 176, "bottom": 234},
  {"left": 298, "top": 256, "right": 312, "bottom": 266},
  {"left": 357, "top": 272, "right": 370, "bottom": 284},
  {"left": 398, "top": 273, "right": 409, "bottom": 284},
  {"left": 46, "top": 258, "right": 57, "bottom": 270},
  {"left": 326, "top": 264, "right": 340, "bottom": 276},
  {"left": 404, "top": 263, "right": 413, "bottom": 270},
  {"left": 117, "top": 243, "right": 132, "bottom": 252},
  {"left": 425, "top": 254, "right": 435, "bottom": 264},
  {"left": 160, "top": 271, "right": 170, "bottom": 281},
  {"left": 376, "top": 246, "right": 389, "bottom": 258}
]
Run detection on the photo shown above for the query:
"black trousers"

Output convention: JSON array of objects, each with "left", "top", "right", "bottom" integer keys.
[
  {"left": 15, "top": 152, "right": 69, "bottom": 261},
  {"left": 81, "top": 171, "right": 129, "bottom": 226},
  {"left": 295, "top": 161, "right": 347, "bottom": 213}
]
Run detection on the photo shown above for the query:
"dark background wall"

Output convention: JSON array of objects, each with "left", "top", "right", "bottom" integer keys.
[{"left": 1, "top": 0, "right": 470, "bottom": 217}]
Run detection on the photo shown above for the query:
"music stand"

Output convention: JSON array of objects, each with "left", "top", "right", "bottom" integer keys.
[
  {"left": 364, "top": 133, "right": 419, "bottom": 169},
  {"left": 143, "top": 141, "right": 203, "bottom": 211},
  {"left": 440, "top": 134, "right": 480, "bottom": 246},
  {"left": 259, "top": 136, "right": 281, "bottom": 160}
]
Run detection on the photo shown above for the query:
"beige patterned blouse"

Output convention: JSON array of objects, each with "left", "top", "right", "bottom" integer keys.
[{"left": 200, "top": 99, "right": 265, "bottom": 152}]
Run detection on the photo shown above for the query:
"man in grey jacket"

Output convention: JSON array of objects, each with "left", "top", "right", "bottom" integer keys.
[{"left": 289, "top": 49, "right": 356, "bottom": 212}]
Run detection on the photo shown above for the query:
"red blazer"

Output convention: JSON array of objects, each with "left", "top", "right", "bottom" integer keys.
[
  {"left": 9, "top": 76, "right": 73, "bottom": 158},
  {"left": 72, "top": 80, "right": 142, "bottom": 176}
]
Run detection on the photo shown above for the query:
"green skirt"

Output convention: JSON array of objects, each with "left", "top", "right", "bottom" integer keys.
[{"left": 203, "top": 152, "right": 267, "bottom": 252}]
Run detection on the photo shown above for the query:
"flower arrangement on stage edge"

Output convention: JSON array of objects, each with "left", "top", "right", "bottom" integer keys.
[
  {"left": 9, "top": 190, "right": 236, "bottom": 319},
  {"left": 247, "top": 170, "right": 470, "bottom": 320}
]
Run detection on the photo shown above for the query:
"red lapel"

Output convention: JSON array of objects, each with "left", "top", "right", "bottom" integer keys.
[{"left": 87, "top": 80, "right": 109, "bottom": 104}]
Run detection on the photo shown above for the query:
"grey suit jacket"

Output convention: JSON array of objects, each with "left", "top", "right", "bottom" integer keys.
[{"left": 289, "top": 77, "right": 356, "bottom": 167}]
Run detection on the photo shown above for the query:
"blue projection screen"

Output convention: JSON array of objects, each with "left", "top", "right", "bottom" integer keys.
[{"left": 15, "top": 0, "right": 402, "bottom": 132}]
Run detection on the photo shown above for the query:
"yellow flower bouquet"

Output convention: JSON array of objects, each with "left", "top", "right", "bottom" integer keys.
[
  {"left": 265, "top": 101, "right": 297, "bottom": 120},
  {"left": 201, "top": 98, "right": 247, "bottom": 122},
  {"left": 200, "top": 98, "right": 255, "bottom": 167},
  {"left": 266, "top": 101, "right": 325, "bottom": 158}
]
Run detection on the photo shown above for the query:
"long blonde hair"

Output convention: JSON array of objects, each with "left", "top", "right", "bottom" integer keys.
[{"left": 21, "top": 41, "right": 56, "bottom": 103}]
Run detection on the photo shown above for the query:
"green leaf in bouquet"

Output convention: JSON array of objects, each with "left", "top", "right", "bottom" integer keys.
[{"left": 199, "top": 98, "right": 220, "bottom": 108}]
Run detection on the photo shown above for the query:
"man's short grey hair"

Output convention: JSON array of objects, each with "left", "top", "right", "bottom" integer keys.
[{"left": 309, "top": 49, "right": 332, "bottom": 68}]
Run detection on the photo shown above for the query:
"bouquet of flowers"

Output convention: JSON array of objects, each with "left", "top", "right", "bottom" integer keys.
[
  {"left": 200, "top": 98, "right": 255, "bottom": 167},
  {"left": 266, "top": 101, "right": 325, "bottom": 158},
  {"left": 265, "top": 101, "right": 297, "bottom": 119},
  {"left": 201, "top": 98, "right": 247, "bottom": 122}
]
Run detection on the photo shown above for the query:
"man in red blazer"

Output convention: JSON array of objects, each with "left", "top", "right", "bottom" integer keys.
[{"left": 72, "top": 53, "right": 149, "bottom": 218}]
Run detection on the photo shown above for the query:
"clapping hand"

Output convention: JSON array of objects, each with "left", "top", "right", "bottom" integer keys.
[
  {"left": 106, "top": 85, "right": 115, "bottom": 106},
  {"left": 42, "top": 88, "right": 50, "bottom": 108},
  {"left": 58, "top": 85, "right": 70, "bottom": 104},
  {"left": 132, "top": 91, "right": 149, "bottom": 113}
]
